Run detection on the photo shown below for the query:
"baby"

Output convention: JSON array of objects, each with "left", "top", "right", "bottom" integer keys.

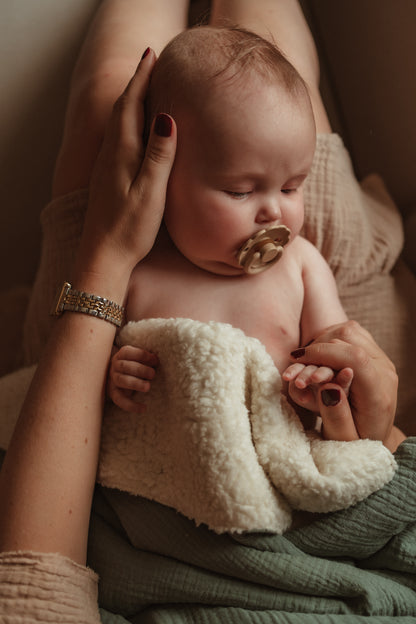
[{"left": 108, "top": 26, "right": 351, "bottom": 417}]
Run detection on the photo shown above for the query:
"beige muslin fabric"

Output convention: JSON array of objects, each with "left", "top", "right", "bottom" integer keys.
[{"left": 0, "top": 551, "right": 100, "bottom": 623}]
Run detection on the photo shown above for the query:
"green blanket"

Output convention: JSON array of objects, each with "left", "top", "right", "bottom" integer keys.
[{"left": 89, "top": 438, "right": 416, "bottom": 624}]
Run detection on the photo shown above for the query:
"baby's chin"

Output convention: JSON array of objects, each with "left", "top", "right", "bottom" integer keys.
[{"left": 191, "top": 257, "right": 248, "bottom": 277}]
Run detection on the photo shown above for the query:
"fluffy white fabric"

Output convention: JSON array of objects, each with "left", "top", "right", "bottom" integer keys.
[
  {"left": 0, "top": 318, "right": 397, "bottom": 534},
  {"left": 98, "top": 318, "right": 397, "bottom": 534}
]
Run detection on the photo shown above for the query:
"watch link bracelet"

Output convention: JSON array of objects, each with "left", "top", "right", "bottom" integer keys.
[{"left": 52, "top": 282, "right": 124, "bottom": 327}]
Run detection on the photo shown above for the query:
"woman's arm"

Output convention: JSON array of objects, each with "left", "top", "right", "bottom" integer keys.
[{"left": 0, "top": 50, "right": 176, "bottom": 565}]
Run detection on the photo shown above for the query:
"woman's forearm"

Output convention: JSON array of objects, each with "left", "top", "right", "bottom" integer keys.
[
  {"left": 0, "top": 271, "right": 127, "bottom": 565},
  {"left": 0, "top": 49, "right": 176, "bottom": 564}
]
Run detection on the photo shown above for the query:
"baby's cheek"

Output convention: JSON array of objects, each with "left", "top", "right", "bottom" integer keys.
[{"left": 286, "top": 203, "right": 304, "bottom": 237}]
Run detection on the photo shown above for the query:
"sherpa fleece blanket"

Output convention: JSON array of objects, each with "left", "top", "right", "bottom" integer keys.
[
  {"left": 0, "top": 317, "right": 398, "bottom": 535},
  {"left": 91, "top": 437, "right": 416, "bottom": 623},
  {"left": 98, "top": 318, "right": 396, "bottom": 534}
]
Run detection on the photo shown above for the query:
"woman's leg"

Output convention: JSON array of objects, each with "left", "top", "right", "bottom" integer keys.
[
  {"left": 53, "top": 0, "right": 188, "bottom": 197},
  {"left": 209, "top": 0, "right": 331, "bottom": 134}
]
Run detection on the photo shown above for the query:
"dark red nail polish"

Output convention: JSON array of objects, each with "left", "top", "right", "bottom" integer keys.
[
  {"left": 154, "top": 113, "right": 173, "bottom": 137},
  {"left": 321, "top": 388, "right": 341, "bottom": 407},
  {"left": 141, "top": 47, "right": 150, "bottom": 60},
  {"left": 291, "top": 348, "right": 305, "bottom": 359}
]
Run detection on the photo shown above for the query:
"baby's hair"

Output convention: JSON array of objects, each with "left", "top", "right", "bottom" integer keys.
[{"left": 146, "top": 25, "right": 310, "bottom": 131}]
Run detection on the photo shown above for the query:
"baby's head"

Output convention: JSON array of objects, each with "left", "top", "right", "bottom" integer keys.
[{"left": 148, "top": 26, "right": 316, "bottom": 276}]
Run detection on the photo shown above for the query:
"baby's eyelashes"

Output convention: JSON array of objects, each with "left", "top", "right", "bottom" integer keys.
[
  {"left": 224, "top": 190, "right": 252, "bottom": 199},
  {"left": 224, "top": 188, "right": 299, "bottom": 198}
]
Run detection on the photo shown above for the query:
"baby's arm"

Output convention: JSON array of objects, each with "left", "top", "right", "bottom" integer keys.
[
  {"left": 108, "top": 344, "right": 158, "bottom": 413},
  {"left": 282, "top": 239, "right": 349, "bottom": 413}
]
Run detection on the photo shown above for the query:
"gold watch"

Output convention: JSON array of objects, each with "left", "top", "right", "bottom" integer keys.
[{"left": 52, "top": 282, "right": 124, "bottom": 327}]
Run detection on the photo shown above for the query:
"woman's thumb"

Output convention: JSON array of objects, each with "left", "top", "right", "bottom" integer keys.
[
  {"left": 131, "top": 113, "right": 177, "bottom": 249},
  {"left": 137, "top": 113, "right": 177, "bottom": 206},
  {"left": 146, "top": 113, "right": 176, "bottom": 168},
  {"left": 319, "top": 384, "right": 359, "bottom": 442}
]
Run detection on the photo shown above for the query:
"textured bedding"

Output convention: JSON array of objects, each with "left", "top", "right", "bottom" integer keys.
[
  {"left": 0, "top": 438, "right": 415, "bottom": 622},
  {"left": 91, "top": 438, "right": 416, "bottom": 623}
]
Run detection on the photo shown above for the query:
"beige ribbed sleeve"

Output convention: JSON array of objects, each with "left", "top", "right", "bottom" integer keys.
[{"left": 0, "top": 551, "right": 100, "bottom": 623}]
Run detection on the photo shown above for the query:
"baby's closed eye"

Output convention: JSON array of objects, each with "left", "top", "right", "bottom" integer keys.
[{"left": 224, "top": 190, "right": 252, "bottom": 199}]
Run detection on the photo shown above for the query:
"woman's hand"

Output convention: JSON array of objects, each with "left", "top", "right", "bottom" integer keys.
[
  {"left": 289, "top": 321, "right": 406, "bottom": 452},
  {"left": 282, "top": 362, "right": 353, "bottom": 413},
  {"left": 75, "top": 48, "right": 177, "bottom": 293}
]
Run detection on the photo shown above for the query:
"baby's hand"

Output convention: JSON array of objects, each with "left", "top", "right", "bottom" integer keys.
[
  {"left": 108, "top": 345, "right": 159, "bottom": 413},
  {"left": 282, "top": 363, "right": 353, "bottom": 413}
]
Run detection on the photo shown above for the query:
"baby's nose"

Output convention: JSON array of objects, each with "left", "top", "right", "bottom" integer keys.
[{"left": 255, "top": 200, "right": 281, "bottom": 224}]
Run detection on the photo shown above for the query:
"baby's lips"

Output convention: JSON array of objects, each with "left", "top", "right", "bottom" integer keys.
[{"left": 237, "top": 225, "right": 291, "bottom": 274}]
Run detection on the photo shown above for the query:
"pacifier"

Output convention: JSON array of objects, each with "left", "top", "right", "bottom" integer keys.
[{"left": 237, "top": 225, "right": 291, "bottom": 274}]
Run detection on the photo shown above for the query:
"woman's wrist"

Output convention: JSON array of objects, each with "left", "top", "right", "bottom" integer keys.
[{"left": 71, "top": 246, "right": 135, "bottom": 306}]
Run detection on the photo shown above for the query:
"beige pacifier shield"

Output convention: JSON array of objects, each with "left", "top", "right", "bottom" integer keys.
[{"left": 238, "top": 225, "right": 291, "bottom": 274}]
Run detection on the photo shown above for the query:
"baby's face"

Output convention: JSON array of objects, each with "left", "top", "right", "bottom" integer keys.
[{"left": 164, "top": 77, "right": 316, "bottom": 276}]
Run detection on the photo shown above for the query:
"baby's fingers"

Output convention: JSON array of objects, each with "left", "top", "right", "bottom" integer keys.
[
  {"left": 115, "top": 345, "right": 159, "bottom": 367},
  {"left": 293, "top": 365, "right": 334, "bottom": 389},
  {"left": 282, "top": 363, "right": 306, "bottom": 382},
  {"left": 112, "top": 369, "right": 154, "bottom": 392},
  {"left": 288, "top": 381, "right": 316, "bottom": 411},
  {"left": 113, "top": 358, "right": 157, "bottom": 383},
  {"left": 111, "top": 388, "right": 147, "bottom": 414}
]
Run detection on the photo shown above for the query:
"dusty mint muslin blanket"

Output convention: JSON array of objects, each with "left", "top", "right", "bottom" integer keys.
[{"left": 92, "top": 437, "right": 416, "bottom": 624}]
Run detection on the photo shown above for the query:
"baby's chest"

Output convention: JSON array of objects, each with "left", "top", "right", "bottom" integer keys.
[{"left": 127, "top": 263, "right": 304, "bottom": 369}]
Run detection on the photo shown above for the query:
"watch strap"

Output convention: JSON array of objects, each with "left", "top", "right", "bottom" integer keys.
[{"left": 52, "top": 282, "right": 124, "bottom": 327}]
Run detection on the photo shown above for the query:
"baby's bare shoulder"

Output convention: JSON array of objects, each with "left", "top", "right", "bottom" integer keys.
[{"left": 290, "top": 235, "right": 328, "bottom": 267}]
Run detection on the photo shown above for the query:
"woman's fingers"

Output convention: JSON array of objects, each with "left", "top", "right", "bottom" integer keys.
[
  {"left": 291, "top": 340, "right": 361, "bottom": 370},
  {"left": 333, "top": 367, "right": 354, "bottom": 395},
  {"left": 308, "top": 321, "right": 386, "bottom": 361},
  {"left": 103, "top": 48, "right": 156, "bottom": 180},
  {"left": 318, "top": 384, "right": 359, "bottom": 442},
  {"left": 83, "top": 47, "right": 177, "bottom": 272},
  {"left": 130, "top": 112, "right": 177, "bottom": 257}
]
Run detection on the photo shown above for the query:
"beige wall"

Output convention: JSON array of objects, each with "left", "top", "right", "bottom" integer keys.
[
  {"left": 0, "top": 0, "right": 99, "bottom": 290},
  {"left": 1, "top": 0, "right": 415, "bottom": 290}
]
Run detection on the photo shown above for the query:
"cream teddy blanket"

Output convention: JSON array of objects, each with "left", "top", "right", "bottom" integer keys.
[
  {"left": 0, "top": 316, "right": 397, "bottom": 534},
  {"left": 98, "top": 318, "right": 396, "bottom": 534}
]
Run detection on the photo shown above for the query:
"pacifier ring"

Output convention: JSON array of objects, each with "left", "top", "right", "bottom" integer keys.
[{"left": 237, "top": 225, "right": 291, "bottom": 274}]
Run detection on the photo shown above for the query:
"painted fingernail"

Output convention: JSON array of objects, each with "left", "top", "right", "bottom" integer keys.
[
  {"left": 154, "top": 113, "right": 173, "bottom": 137},
  {"left": 321, "top": 388, "right": 341, "bottom": 407},
  {"left": 291, "top": 348, "right": 305, "bottom": 359},
  {"left": 141, "top": 47, "right": 150, "bottom": 60}
]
